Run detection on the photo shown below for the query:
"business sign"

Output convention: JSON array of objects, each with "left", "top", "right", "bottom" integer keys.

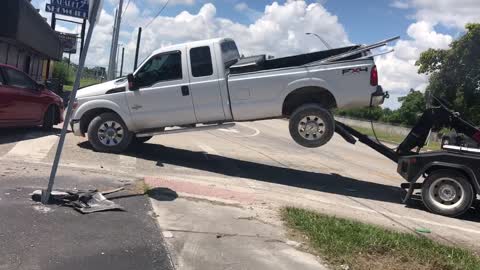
[
  {"left": 45, "top": 0, "right": 89, "bottom": 19},
  {"left": 57, "top": 32, "right": 78, "bottom": 54}
]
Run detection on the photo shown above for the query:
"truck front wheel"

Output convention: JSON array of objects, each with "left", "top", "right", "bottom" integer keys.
[
  {"left": 288, "top": 104, "right": 334, "bottom": 148},
  {"left": 421, "top": 170, "right": 474, "bottom": 217},
  {"left": 87, "top": 112, "right": 133, "bottom": 153}
]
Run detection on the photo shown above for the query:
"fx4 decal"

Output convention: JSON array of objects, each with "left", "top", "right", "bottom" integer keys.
[{"left": 342, "top": 67, "right": 368, "bottom": 75}]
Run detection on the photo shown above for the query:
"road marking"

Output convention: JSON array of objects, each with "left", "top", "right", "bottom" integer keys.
[
  {"left": 218, "top": 128, "right": 239, "bottom": 133},
  {"left": 236, "top": 123, "right": 260, "bottom": 137},
  {"left": 5, "top": 133, "right": 58, "bottom": 161},
  {"left": 119, "top": 155, "right": 137, "bottom": 168}
]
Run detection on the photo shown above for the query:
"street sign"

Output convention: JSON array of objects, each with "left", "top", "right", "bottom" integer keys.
[
  {"left": 42, "top": 0, "right": 103, "bottom": 205},
  {"left": 45, "top": 0, "right": 89, "bottom": 19},
  {"left": 57, "top": 32, "right": 78, "bottom": 53}
]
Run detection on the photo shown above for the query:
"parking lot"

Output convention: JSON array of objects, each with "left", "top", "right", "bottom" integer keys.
[{"left": 1, "top": 119, "right": 480, "bottom": 250}]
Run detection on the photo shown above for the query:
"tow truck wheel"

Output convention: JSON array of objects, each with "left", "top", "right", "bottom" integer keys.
[
  {"left": 289, "top": 104, "right": 334, "bottom": 148},
  {"left": 87, "top": 112, "right": 133, "bottom": 153},
  {"left": 422, "top": 170, "right": 474, "bottom": 217}
]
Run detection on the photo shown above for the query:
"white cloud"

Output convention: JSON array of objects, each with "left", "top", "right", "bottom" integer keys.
[
  {"left": 234, "top": 2, "right": 262, "bottom": 21},
  {"left": 392, "top": 0, "right": 480, "bottom": 29},
  {"left": 390, "top": 0, "right": 409, "bottom": 9},
  {"left": 146, "top": 0, "right": 196, "bottom": 6},
  {"left": 115, "top": 0, "right": 350, "bottom": 74},
  {"left": 234, "top": 2, "right": 249, "bottom": 12},
  {"left": 376, "top": 21, "right": 452, "bottom": 98}
]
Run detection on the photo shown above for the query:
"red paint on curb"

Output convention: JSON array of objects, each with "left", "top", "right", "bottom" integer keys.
[{"left": 145, "top": 176, "right": 257, "bottom": 204}]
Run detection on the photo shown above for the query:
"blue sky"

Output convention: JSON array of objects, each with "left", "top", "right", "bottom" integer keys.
[
  {"left": 97, "top": 0, "right": 445, "bottom": 44},
  {"left": 32, "top": 0, "right": 479, "bottom": 108}
]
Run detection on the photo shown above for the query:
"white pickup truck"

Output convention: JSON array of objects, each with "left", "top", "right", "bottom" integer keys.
[{"left": 71, "top": 37, "right": 393, "bottom": 153}]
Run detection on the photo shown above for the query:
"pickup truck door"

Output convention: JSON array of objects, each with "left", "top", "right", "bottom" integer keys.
[
  {"left": 126, "top": 48, "right": 197, "bottom": 130},
  {"left": 187, "top": 45, "right": 226, "bottom": 122}
]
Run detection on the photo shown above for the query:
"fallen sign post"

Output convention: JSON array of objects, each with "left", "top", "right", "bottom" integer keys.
[{"left": 42, "top": 0, "right": 103, "bottom": 204}]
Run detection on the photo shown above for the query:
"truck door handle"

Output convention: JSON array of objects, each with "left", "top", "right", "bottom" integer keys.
[{"left": 181, "top": 86, "right": 190, "bottom": 96}]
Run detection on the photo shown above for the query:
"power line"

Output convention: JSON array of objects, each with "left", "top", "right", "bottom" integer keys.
[
  {"left": 143, "top": 0, "right": 170, "bottom": 29},
  {"left": 121, "top": 0, "right": 132, "bottom": 17}
]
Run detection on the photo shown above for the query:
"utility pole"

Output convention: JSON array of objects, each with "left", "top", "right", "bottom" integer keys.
[
  {"left": 107, "top": 0, "right": 123, "bottom": 80},
  {"left": 134, "top": 27, "right": 142, "bottom": 70},
  {"left": 115, "top": 44, "right": 122, "bottom": 77},
  {"left": 120, "top": 47, "right": 125, "bottom": 77},
  {"left": 107, "top": 8, "right": 118, "bottom": 80},
  {"left": 46, "top": 13, "right": 56, "bottom": 80},
  {"left": 80, "top": 18, "right": 87, "bottom": 56}
]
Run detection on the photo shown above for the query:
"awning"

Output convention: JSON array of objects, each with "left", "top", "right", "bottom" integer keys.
[{"left": 0, "top": 0, "right": 62, "bottom": 60}]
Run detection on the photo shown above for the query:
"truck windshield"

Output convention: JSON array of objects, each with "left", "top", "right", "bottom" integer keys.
[{"left": 221, "top": 40, "right": 240, "bottom": 69}]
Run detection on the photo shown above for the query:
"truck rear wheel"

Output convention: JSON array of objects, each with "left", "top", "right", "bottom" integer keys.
[
  {"left": 422, "top": 170, "right": 474, "bottom": 217},
  {"left": 87, "top": 112, "right": 132, "bottom": 153},
  {"left": 289, "top": 104, "right": 334, "bottom": 148}
]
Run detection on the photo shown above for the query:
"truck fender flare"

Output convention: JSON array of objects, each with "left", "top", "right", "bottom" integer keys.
[
  {"left": 75, "top": 99, "right": 133, "bottom": 129},
  {"left": 281, "top": 78, "right": 334, "bottom": 100},
  {"left": 416, "top": 161, "right": 480, "bottom": 192},
  {"left": 280, "top": 78, "right": 337, "bottom": 113}
]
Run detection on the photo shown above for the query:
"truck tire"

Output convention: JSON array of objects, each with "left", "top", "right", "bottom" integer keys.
[
  {"left": 421, "top": 170, "right": 474, "bottom": 217},
  {"left": 42, "top": 106, "right": 56, "bottom": 130},
  {"left": 87, "top": 112, "right": 133, "bottom": 153},
  {"left": 289, "top": 104, "right": 334, "bottom": 148}
]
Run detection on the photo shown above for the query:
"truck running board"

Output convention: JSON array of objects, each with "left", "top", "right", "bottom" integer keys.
[{"left": 136, "top": 123, "right": 236, "bottom": 138}]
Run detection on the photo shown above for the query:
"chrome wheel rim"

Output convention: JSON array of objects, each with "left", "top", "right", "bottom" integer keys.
[
  {"left": 428, "top": 177, "right": 465, "bottom": 210},
  {"left": 298, "top": 115, "right": 325, "bottom": 141},
  {"left": 98, "top": 121, "right": 124, "bottom": 146}
]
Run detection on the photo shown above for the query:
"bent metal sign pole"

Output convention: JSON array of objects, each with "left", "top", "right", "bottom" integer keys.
[{"left": 42, "top": 0, "right": 103, "bottom": 204}]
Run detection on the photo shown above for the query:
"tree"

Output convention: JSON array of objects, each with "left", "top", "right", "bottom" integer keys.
[
  {"left": 416, "top": 23, "right": 480, "bottom": 124},
  {"left": 385, "top": 89, "right": 426, "bottom": 126},
  {"left": 335, "top": 89, "right": 426, "bottom": 126},
  {"left": 52, "top": 61, "right": 72, "bottom": 84}
]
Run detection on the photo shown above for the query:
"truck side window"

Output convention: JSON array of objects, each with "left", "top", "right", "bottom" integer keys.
[
  {"left": 135, "top": 51, "right": 182, "bottom": 88},
  {"left": 190, "top": 46, "right": 213, "bottom": 77}
]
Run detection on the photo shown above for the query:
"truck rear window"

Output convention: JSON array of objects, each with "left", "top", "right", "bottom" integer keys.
[
  {"left": 190, "top": 46, "right": 213, "bottom": 77},
  {"left": 221, "top": 41, "right": 240, "bottom": 68}
]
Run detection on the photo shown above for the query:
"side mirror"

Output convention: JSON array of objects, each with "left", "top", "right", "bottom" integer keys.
[{"left": 127, "top": 74, "right": 138, "bottom": 91}]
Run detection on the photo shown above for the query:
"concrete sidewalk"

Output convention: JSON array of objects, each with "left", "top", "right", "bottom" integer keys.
[
  {"left": 146, "top": 176, "right": 328, "bottom": 270},
  {"left": 0, "top": 162, "right": 174, "bottom": 270}
]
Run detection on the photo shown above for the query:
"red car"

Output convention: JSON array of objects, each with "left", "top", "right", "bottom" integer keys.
[{"left": 0, "top": 64, "right": 64, "bottom": 129}]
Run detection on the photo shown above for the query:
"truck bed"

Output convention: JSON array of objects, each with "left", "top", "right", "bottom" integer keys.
[{"left": 229, "top": 45, "right": 361, "bottom": 74}]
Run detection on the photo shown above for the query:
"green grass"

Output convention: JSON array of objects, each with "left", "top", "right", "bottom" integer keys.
[
  {"left": 63, "top": 77, "right": 101, "bottom": 91},
  {"left": 350, "top": 126, "right": 441, "bottom": 151},
  {"left": 282, "top": 207, "right": 480, "bottom": 270}
]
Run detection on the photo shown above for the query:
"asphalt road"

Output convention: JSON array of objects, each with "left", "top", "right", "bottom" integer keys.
[{"left": 1, "top": 119, "right": 480, "bottom": 250}]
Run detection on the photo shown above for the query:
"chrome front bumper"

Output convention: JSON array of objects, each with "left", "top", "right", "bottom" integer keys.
[
  {"left": 70, "top": 120, "right": 84, "bottom": 137},
  {"left": 370, "top": 85, "right": 388, "bottom": 106}
]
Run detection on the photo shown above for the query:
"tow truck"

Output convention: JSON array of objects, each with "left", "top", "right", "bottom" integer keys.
[{"left": 335, "top": 96, "right": 480, "bottom": 217}]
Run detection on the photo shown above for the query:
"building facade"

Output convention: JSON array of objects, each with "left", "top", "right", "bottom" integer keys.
[{"left": 0, "top": 0, "right": 62, "bottom": 81}]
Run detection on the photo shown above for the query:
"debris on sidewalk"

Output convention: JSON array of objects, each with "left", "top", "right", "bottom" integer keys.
[
  {"left": 415, "top": 227, "right": 431, "bottom": 234},
  {"left": 31, "top": 187, "right": 125, "bottom": 214}
]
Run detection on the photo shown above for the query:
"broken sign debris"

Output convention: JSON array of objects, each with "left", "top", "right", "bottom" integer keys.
[{"left": 31, "top": 188, "right": 124, "bottom": 214}]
